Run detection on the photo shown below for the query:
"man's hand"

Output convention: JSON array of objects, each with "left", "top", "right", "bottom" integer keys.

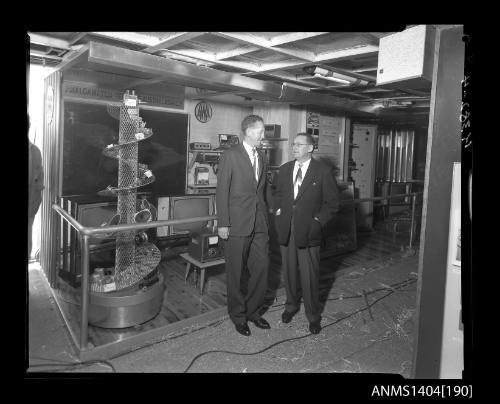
[{"left": 218, "top": 226, "right": 230, "bottom": 240}]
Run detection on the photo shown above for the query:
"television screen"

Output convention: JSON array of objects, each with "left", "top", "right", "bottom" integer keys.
[
  {"left": 77, "top": 202, "right": 117, "bottom": 247},
  {"left": 62, "top": 100, "right": 189, "bottom": 197},
  {"left": 169, "top": 196, "right": 213, "bottom": 235}
]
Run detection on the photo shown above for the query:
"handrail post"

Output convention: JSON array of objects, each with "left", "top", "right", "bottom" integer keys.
[
  {"left": 409, "top": 193, "right": 417, "bottom": 250},
  {"left": 80, "top": 234, "right": 90, "bottom": 350}
]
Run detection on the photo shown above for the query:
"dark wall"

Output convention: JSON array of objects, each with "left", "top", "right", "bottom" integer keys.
[{"left": 62, "top": 101, "right": 188, "bottom": 198}]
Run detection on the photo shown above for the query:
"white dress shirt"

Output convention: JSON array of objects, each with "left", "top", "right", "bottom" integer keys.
[
  {"left": 243, "top": 140, "right": 259, "bottom": 181},
  {"left": 293, "top": 158, "right": 311, "bottom": 199}
]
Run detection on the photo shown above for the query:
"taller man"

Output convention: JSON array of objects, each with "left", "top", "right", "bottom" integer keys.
[
  {"left": 216, "top": 115, "right": 271, "bottom": 336},
  {"left": 273, "top": 133, "right": 340, "bottom": 334}
]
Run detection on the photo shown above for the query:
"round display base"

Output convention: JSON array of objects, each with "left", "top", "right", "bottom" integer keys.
[{"left": 88, "top": 273, "right": 165, "bottom": 329}]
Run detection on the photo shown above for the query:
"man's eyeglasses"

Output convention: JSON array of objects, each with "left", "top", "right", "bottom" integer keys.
[{"left": 292, "top": 143, "right": 310, "bottom": 147}]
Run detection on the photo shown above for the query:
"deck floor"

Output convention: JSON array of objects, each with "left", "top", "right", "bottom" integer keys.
[{"left": 52, "top": 226, "right": 413, "bottom": 349}]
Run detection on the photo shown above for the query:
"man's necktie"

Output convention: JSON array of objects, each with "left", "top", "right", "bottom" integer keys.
[
  {"left": 252, "top": 148, "right": 258, "bottom": 181},
  {"left": 295, "top": 163, "right": 303, "bottom": 197}
]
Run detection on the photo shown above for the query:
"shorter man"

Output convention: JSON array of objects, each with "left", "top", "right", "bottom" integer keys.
[{"left": 273, "top": 133, "right": 339, "bottom": 334}]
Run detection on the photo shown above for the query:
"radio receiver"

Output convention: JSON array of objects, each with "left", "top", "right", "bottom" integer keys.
[
  {"left": 188, "top": 230, "right": 225, "bottom": 262},
  {"left": 190, "top": 142, "right": 212, "bottom": 150}
]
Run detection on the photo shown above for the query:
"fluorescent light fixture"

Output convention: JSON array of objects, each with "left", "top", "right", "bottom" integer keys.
[{"left": 313, "top": 73, "right": 351, "bottom": 84}]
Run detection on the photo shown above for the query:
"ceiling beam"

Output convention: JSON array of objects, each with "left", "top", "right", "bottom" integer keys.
[
  {"left": 90, "top": 31, "right": 160, "bottom": 47},
  {"left": 29, "top": 50, "right": 63, "bottom": 61},
  {"left": 28, "top": 33, "right": 71, "bottom": 50},
  {"left": 215, "top": 33, "right": 329, "bottom": 61},
  {"left": 68, "top": 32, "right": 88, "bottom": 45},
  {"left": 212, "top": 32, "right": 316, "bottom": 62},
  {"left": 142, "top": 32, "right": 206, "bottom": 53},
  {"left": 269, "top": 32, "right": 329, "bottom": 46},
  {"left": 161, "top": 49, "right": 260, "bottom": 71},
  {"left": 215, "top": 45, "right": 261, "bottom": 60},
  {"left": 244, "top": 44, "right": 380, "bottom": 74}
]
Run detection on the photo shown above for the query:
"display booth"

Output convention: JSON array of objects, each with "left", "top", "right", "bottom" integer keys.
[{"left": 39, "top": 43, "right": 223, "bottom": 360}]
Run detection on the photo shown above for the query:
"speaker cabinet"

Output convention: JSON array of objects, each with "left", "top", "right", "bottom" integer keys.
[{"left": 377, "top": 25, "right": 436, "bottom": 89}]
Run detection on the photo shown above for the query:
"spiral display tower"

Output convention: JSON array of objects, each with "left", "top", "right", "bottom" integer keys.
[{"left": 92, "top": 90, "right": 161, "bottom": 293}]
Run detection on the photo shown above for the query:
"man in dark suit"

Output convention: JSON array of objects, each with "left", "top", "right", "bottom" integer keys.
[
  {"left": 28, "top": 117, "right": 43, "bottom": 258},
  {"left": 216, "top": 115, "right": 271, "bottom": 336},
  {"left": 273, "top": 133, "right": 339, "bottom": 334}
]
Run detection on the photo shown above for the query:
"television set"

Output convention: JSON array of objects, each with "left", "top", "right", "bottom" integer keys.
[
  {"left": 157, "top": 195, "right": 214, "bottom": 237},
  {"left": 77, "top": 201, "right": 118, "bottom": 248}
]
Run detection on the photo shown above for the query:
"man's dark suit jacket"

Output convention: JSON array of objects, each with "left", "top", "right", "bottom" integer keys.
[
  {"left": 216, "top": 143, "right": 268, "bottom": 237},
  {"left": 273, "top": 158, "right": 340, "bottom": 248}
]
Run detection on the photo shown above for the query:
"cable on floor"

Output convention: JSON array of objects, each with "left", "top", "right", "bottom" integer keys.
[
  {"left": 181, "top": 277, "right": 417, "bottom": 373},
  {"left": 264, "top": 277, "right": 416, "bottom": 314},
  {"left": 101, "top": 277, "right": 416, "bottom": 370},
  {"left": 34, "top": 276, "right": 415, "bottom": 373}
]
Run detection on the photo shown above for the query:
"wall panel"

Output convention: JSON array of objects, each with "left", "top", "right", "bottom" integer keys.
[{"left": 40, "top": 70, "right": 62, "bottom": 287}]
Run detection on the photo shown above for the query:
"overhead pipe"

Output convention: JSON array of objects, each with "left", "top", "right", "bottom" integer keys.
[
  {"left": 402, "top": 130, "right": 408, "bottom": 182},
  {"left": 388, "top": 129, "right": 393, "bottom": 181},
  {"left": 399, "top": 131, "right": 404, "bottom": 182},
  {"left": 407, "top": 130, "right": 415, "bottom": 180}
]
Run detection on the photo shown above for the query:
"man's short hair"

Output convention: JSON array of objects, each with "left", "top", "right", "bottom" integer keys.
[
  {"left": 241, "top": 115, "right": 264, "bottom": 134},
  {"left": 295, "top": 132, "right": 315, "bottom": 146}
]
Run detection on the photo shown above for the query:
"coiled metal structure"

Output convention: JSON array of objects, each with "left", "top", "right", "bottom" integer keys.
[{"left": 92, "top": 91, "right": 161, "bottom": 293}]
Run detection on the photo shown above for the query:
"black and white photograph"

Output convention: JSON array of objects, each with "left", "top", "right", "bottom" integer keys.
[{"left": 26, "top": 27, "right": 471, "bottom": 385}]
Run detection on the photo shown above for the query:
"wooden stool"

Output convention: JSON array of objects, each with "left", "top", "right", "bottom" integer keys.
[{"left": 179, "top": 253, "right": 225, "bottom": 294}]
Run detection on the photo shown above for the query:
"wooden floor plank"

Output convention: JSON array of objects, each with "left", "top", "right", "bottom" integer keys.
[{"left": 52, "top": 225, "right": 413, "bottom": 349}]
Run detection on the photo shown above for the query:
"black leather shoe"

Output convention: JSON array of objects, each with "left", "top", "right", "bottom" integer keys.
[
  {"left": 309, "top": 321, "right": 321, "bottom": 335},
  {"left": 281, "top": 310, "right": 298, "bottom": 324},
  {"left": 250, "top": 317, "right": 271, "bottom": 329},
  {"left": 235, "top": 322, "right": 251, "bottom": 336}
]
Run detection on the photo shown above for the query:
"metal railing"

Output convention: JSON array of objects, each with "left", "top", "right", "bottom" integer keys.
[
  {"left": 52, "top": 190, "right": 422, "bottom": 352},
  {"left": 53, "top": 203, "right": 216, "bottom": 351},
  {"left": 341, "top": 192, "right": 422, "bottom": 250}
]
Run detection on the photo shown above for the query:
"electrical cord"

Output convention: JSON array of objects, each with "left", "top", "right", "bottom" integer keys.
[
  {"left": 31, "top": 277, "right": 415, "bottom": 373},
  {"left": 81, "top": 315, "right": 234, "bottom": 369},
  {"left": 181, "top": 277, "right": 417, "bottom": 373},
  {"left": 98, "top": 277, "right": 416, "bottom": 371},
  {"left": 264, "top": 277, "right": 417, "bottom": 314}
]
